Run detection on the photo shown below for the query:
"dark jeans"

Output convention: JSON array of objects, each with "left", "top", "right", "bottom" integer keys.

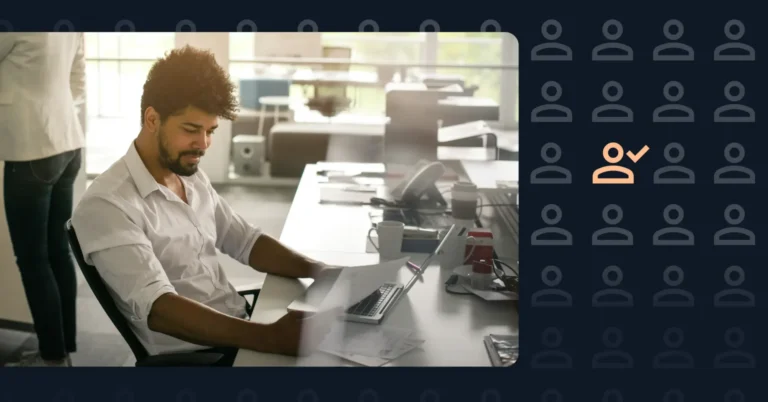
[{"left": 4, "top": 148, "right": 82, "bottom": 361}]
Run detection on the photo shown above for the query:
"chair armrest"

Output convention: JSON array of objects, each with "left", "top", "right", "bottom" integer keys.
[{"left": 135, "top": 352, "right": 224, "bottom": 367}]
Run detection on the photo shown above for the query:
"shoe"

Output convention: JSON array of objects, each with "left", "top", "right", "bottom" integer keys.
[{"left": 4, "top": 350, "right": 72, "bottom": 367}]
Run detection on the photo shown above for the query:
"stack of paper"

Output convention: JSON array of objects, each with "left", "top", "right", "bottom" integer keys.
[
  {"left": 318, "top": 183, "right": 379, "bottom": 204},
  {"left": 484, "top": 334, "right": 518, "bottom": 367},
  {"left": 317, "top": 322, "right": 424, "bottom": 366}
]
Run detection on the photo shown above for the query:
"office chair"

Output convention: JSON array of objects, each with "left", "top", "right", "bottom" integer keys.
[{"left": 65, "top": 220, "right": 261, "bottom": 367}]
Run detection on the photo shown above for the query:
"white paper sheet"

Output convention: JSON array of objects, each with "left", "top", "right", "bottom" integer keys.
[
  {"left": 318, "top": 184, "right": 379, "bottom": 204},
  {"left": 387, "top": 338, "right": 425, "bottom": 360},
  {"left": 289, "top": 257, "right": 410, "bottom": 313},
  {"left": 318, "top": 322, "right": 413, "bottom": 360},
  {"left": 319, "top": 348, "right": 390, "bottom": 367}
]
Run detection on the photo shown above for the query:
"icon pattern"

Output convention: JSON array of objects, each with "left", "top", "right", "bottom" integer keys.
[{"left": 526, "top": 14, "right": 760, "bottom": 401}]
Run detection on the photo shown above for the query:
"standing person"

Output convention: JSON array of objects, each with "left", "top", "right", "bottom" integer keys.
[{"left": 0, "top": 33, "right": 86, "bottom": 367}]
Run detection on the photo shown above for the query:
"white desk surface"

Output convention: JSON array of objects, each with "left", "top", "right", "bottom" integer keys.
[
  {"left": 232, "top": 250, "right": 517, "bottom": 367},
  {"left": 278, "top": 166, "right": 377, "bottom": 254},
  {"left": 233, "top": 163, "right": 518, "bottom": 366}
]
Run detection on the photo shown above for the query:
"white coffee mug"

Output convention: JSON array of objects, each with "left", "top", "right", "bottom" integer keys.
[
  {"left": 439, "top": 232, "right": 478, "bottom": 270},
  {"left": 368, "top": 221, "right": 405, "bottom": 261}
]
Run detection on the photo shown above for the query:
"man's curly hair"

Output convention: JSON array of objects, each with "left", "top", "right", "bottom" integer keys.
[{"left": 140, "top": 45, "right": 239, "bottom": 125}]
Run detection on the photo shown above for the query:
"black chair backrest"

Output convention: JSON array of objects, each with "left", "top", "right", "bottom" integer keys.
[{"left": 65, "top": 220, "right": 150, "bottom": 361}]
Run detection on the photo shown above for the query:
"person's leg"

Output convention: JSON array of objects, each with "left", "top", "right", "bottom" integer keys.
[
  {"left": 47, "top": 148, "right": 82, "bottom": 356},
  {"left": 3, "top": 154, "right": 70, "bottom": 365}
]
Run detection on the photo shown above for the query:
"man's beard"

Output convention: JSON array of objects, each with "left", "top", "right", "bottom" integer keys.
[{"left": 157, "top": 128, "right": 204, "bottom": 177}]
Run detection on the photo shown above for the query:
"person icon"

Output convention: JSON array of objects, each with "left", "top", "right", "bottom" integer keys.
[
  {"left": 714, "top": 327, "right": 755, "bottom": 368},
  {"left": 714, "top": 81, "right": 755, "bottom": 123},
  {"left": 592, "top": 19, "right": 633, "bottom": 61},
  {"left": 714, "top": 20, "right": 755, "bottom": 61},
  {"left": 653, "top": 81, "right": 694, "bottom": 122},
  {"left": 714, "top": 143, "right": 755, "bottom": 184},
  {"left": 663, "top": 389, "right": 686, "bottom": 402},
  {"left": 531, "top": 19, "right": 573, "bottom": 61},
  {"left": 652, "top": 265, "right": 695, "bottom": 307},
  {"left": 653, "top": 19, "right": 694, "bottom": 61},
  {"left": 531, "top": 142, "right": 573, "bottom": 184},
  {"left": 540, "top": 389, "right": 563, "bottom": 402},
  {"left": 531, "top": 81, "right": 573, "bottom": 123},
  {"left": 724, "top": 389, "right": 746, "bottom": 402},
  {"left": 592, "top": 81, "right": 633, "bottom": 122},
  {"left": 531, "top": 327, "right": 573, "bottom": 369},
  {"left": 654, "top": 143, "right": 695, "bottom": 184},
  {"left": 652, "top": 327, "right": 695, "bottom": 368},
  {"left": 602, "top": 389, "right": 623, "bottom": 402},
  {"left": 714, "top": 265, "right": 755, "bottom": 307},
  {"left": 531, "top": 204, "right": 573, "bottom": 246},
  {"left": 593, "top": 143, "right": 635, "bottom": 184},
  {"left": 531, "top": 265, "right": 573, "bottom": 307},
  {"left": 592, "top": 265, "right": 633, "bottom": 307},
  {"left": 714, "top": 204, "right": 755, "bottom": 246},
  {"left": 592, "top": 327, "right": 633, "bottom": 368},
  {"left": 653, "top": 204, "right": 694, "bottom": 246},
  {"left": 592, "top": 205, "right": 633, "bottom": 246}
]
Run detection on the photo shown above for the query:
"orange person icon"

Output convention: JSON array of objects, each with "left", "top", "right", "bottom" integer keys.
[{"left": 593, "top": 142, "right": 649, "bottom": 184}]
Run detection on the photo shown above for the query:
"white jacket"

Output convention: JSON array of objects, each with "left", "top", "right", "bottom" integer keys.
[{"left": 0, "top": 33, "right": 86, "bottom": 161}]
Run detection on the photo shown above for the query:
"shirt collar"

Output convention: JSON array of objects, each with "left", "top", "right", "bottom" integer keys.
[{"left": 124, "top": 141, "right": 161, "bottom": 199}]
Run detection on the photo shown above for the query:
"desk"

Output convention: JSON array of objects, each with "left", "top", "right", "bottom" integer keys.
[
  {"left": 278, "top": 164, "right": 516, "bottom": 255},
  {"left": 233, "top": 163, "right": 518, "bottom": 366}
]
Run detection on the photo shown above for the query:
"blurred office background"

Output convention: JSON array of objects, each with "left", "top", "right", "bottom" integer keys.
[{"left": 83, "top": 32, "right": 517, "bottom": 180}]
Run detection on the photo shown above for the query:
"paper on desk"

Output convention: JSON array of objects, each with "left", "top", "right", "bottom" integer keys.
[
  {"left": 319, "top": 348, "right": 390, "bottom": 367},
  {"left": 318, "top": 184, "right": 379, "bottom": 204},
  {"left": 316, "top": 162, "right": 386, "bottom": 175},
  {"left": 318, "top": 321, "right": 414, "bottom": 360},
  {"left": 387, "top": 337, "right": 425, "bottom": 360},
  {"left": 321, "top": 337, "right": 425, "bottom": 367}
]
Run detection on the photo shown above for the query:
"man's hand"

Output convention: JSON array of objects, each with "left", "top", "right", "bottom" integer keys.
[
  {"left": 310, "top": 262, "right": 342, "bottom": 279},
  {"left": 264, "top": 309, "right": 340, "bottom": 356}
]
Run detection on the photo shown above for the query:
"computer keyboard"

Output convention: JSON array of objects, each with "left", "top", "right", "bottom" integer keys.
[
  {"left": 347, "top": 283, "right": 397, "bottom": 316},
  {"left": 486, "top": 191, "right": 519, "bottom": 245}
]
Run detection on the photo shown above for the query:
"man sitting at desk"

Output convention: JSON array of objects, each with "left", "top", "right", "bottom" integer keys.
[{"left": 72, "top": 46, "right": 332, "bottom": 366}]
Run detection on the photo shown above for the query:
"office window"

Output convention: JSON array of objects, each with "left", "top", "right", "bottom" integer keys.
[
  {"left": 228, "top": 33, "right": 428, "bottom": 115},
  {"left": 84, "top": 33, "right": 175, "bottom": 175},
  {"left": 435, "top": 33, "right": 502, "bottom": 102},
  {"left": 321, "top": 33, "right": 426, "bottom": 114},
  {"left": 85, "top": 33, "right": 175, "bottom": 119},
  {"left": 226, "top": 33, "right": 517, "bottom": 122}
]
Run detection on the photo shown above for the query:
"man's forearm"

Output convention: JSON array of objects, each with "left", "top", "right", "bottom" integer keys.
[
  {"left": 147, "top": 293, "right": 275, "bottom": 352},
  {"left": 248, "top": 234, "right": 322, "bottom": 278}
]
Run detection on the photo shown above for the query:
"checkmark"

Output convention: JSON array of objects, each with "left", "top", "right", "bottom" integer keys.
[{"left": 626, "top": 145, "right": 649, "bottom": 163}]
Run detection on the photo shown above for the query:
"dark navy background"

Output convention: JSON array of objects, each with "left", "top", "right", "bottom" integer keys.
[{"left": 1, "top": 3, "right": 765, "bottom": 401}]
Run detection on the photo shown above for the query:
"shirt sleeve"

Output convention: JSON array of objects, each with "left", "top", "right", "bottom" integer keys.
[
  {"left": 69, "top": 33, "right": 86, "bottom": 105},
  {"left": 0, "top": 34, "right": 16, "bottom": 62},
  {"left": 209, "top": 186, "right": 262, "bottom": 266},
  {"left": 72, "top": 195, "right": 177, "bottom": 322}
]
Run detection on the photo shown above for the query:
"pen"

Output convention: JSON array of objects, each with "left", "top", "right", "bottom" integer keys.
[{"left": 406, "top": 261, "right": 421, "bottom": 272}]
